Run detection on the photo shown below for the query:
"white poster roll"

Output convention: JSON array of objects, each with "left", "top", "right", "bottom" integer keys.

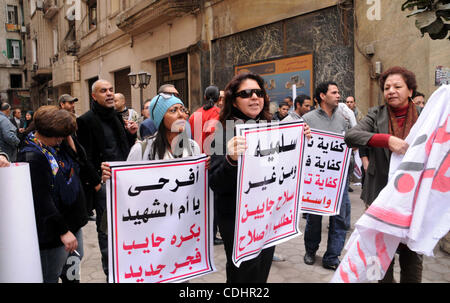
[{"left": 0, "top": 163, "right": 43, "bottom": 283}]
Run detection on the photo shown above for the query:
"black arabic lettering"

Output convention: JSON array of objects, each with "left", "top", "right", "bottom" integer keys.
[
  {"left": 170, "top": 168, "right": 197, "bottom": 192},
  {"left": 244, "top": 167, "right": 277, "bottom": 194},
  {"left": 128, "top": 178, "right": 170, "bottom": 196},
  {"left": 254, "top": 134, "right": 297, "bottom": 157}
]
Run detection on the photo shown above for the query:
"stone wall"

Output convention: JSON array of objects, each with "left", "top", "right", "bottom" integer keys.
[{"left": 211, "top": 5, "right": 354, "bottom": 100}]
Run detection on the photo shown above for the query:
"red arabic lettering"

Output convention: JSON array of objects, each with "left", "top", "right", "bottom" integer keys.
[
  {"left": 339, "top": 266, "right": 350, "bottom": 283},
  {"left": 348, "top": 257, "right": 359, "bottom": 280},
  {"left": 375, "top": 233, "right": 391, "bottom": 272},
  {"left": 357, "top": 240, "right": 367, "bottom": 267}
]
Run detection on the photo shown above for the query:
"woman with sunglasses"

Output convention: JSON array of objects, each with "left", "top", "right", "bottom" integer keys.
[{"left": 209, "top": 72, "right": 278, "bottom": 282}]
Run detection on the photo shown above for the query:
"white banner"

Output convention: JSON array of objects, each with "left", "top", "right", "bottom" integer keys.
[
  {"left": 233, "top": 121, "right": 305, "bottom": 267},
  {"left": 300, "top": 129, "right": 351, "bottom": 216},
  {"left": 0, "top": 163, "right": 43, "bottom": 283},
  {"left": 106, "top": 155, "right": 215, "bottom": 283},
  {"left": 331, "top": 85, "right": 450, "bottom": 283}
]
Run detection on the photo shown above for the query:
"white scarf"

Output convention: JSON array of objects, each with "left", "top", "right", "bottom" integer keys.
[{"left": 331, "top": 85, "right": 450, "bottom": 283}]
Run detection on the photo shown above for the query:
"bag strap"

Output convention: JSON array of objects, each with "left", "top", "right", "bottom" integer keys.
[{"left": 139, "top": 140, "right": 148, "bottom": 159}]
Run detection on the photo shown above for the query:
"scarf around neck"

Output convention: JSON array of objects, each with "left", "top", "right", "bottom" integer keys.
[
  {"left": 387, "top": 101, "right": 418, "bottom": 140},
  {"left": 24, "top": 132, "right": 81, "bottom": 206},
  {"left": 91, "top": 100, "right": 131, "bottom": 158}
]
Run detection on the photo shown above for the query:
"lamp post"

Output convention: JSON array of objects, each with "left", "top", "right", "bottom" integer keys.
[{"left": 128, "top": 71, "right": 151, "bottom": 111}]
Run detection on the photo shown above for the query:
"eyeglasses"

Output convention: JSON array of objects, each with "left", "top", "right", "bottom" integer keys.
[
  {"left": 167, "top": 105, "right": 188, "bottom": 115},
  {"left": 235, "top": 89, "right": 265, "bottom": 99}
]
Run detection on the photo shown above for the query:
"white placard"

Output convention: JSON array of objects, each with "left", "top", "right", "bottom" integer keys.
[
  {"left": 233, "top": 120, "right": 305, "bottom": 267},
  {"left": 0, "top": 163, "right": 43, "bottom": 283},
  {"left": 106, "top": 155, "right": 215, "bottom": 283},
  {"left": 299, "top": 129, "right": 351, "bottom": 216}
]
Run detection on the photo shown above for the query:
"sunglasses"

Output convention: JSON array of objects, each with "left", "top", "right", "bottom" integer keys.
[
  {"left": 162, "top": 92, "right": 180, "bottom": 98},
  {"left": 235, "top": 89, "right": 265, "bottom": 99},
  {"left": 151, "top": 93, "right": 183, "bottom": 118}
]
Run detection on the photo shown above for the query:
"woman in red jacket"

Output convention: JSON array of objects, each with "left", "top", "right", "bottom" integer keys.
[{"left": 189, "top": 85, "right": 221, "bottom": 154}]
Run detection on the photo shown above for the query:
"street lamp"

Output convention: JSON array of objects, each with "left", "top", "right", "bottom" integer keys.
[{"left": 128, "top": 71, "right": 151, "bottom": 111}]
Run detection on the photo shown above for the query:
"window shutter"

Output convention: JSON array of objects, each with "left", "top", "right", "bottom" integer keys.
[
  {"left": 6, "top": 40, "right": 12, "bottom": 58},
  {"left": 19, "top": 40, "right": 22, "bottom": 59},
  {"left": 14, "top": 6, "right": 18, "bottom": 24}
]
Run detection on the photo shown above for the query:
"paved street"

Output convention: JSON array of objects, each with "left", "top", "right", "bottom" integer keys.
[{"left": 80, "top": 184, "right": 450, "bottom": 283}]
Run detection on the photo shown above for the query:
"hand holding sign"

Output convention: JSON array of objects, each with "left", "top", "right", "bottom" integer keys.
[{"left": 227, "top": 136, "right": 247, "bottom": 161}]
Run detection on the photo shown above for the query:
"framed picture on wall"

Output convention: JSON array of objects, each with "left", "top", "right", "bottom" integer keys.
[{"left": 235, "top": 53, "right": 314, "bottom": 105}]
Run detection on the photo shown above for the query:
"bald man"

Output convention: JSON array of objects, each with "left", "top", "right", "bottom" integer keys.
[{"left": 77, "top": 80, "right": 137, "bottom": 277}]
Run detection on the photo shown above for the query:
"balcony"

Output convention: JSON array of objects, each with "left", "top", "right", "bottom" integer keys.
[
  {"left": 43, "top": 0, "right": 59, "bottom": 19},
  {"left": 52, "top": 55, "right": 79, "bottom": 87},
  {"left": 116, "top": 0, "right": 200, "bottom": 35}
]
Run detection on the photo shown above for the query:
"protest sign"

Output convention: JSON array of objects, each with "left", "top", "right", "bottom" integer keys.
[
  {"left": 0, "top": 163, "right": 42, "bottom": 282},
  {"left": 233, "top": 120, "right": 305, "bottom": 267},
  {"left": 300, "top": 129, "right": 351, "bottom": 216},
  {"left": 106, "top": 155, "right": 215, "bottom": 283}
]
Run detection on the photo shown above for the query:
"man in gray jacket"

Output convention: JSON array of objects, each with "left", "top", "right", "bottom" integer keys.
[
  {"left": 0, "top": 102, "right": 20, "bottom": 161},
  {"left": 301, "top": 81, "right": 351, "bottom": 271}
]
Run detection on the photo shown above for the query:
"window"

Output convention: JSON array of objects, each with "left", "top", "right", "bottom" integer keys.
[
  {"left": 6, "top": 39, "right": 22, "bottom": 60},
  {"left": 156, "top": 53, "right": 189, "bottom": 108},
  {"left": 114, "top": 67, "right": 132, "bottom": 109},
  {"left": 110, "top": 0, "right": 120, "bottom": 15},
  {"left": 32, "top": 39, "right": 37, "bottom": 64},
  {"left": 53, "top": 29, "right": 58, "bottom": 56},
  {"left": 7, "top": 5, "right": 18, "bottom": 24},
  {"left": 10, "top": 74, "right": 23, "bottom": 88},
  {"left": 88, "top": 0, "right": 97, "bottom": 30}
]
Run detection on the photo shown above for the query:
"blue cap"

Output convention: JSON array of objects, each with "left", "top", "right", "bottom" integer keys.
[{"left": 149, "top": 94, "right": 184, "bottom": 129}]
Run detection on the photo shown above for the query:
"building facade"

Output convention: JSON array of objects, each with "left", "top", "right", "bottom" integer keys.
[{"left": 0, "top": 0, "right": 30, "bottom": 110}]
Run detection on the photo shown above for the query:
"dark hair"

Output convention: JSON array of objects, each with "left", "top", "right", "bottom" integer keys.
[
  {"left": 412, "top": 91, "right": 425, "bottom": 98},
  {"left": 33, "top": 105, "right": 77, "bottom": 137},
  {"left": 284, "top": 96, "right": 293, "bottom": 102},
  {"left": 315, "top": 81, "right": 338, "bottom": 104},
  {"left": 203, "top": 85, "right": 220, "bottom": 110},
  {"left": 379, "top": 66, "right": 417, "bottom": 92},
  {"left": 26, "top": 111, "right": 34, "bottom": 119},
  {"left": 294, "top": 94, "right": 311, "bottom": 109},
  {"left": 279, "top": 101, "right": 289, "bottom": 108},
  {"left": 219, "top": 72, "right": 272, "bottom": 126},
  {"left": 151, "top": 122, "right": 171, "bottom": 160},
  {"left": 151, "top": 122, "right": 191, "bottom": 159}
]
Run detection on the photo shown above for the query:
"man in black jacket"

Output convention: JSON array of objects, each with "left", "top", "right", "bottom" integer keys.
[{"left": 77, "top": 79, "right": 137, "bottom": 278}]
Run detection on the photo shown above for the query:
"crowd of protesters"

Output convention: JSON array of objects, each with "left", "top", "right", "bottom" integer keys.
[{"left": 0, "top": 65, "right": 431, "bottom": 283}]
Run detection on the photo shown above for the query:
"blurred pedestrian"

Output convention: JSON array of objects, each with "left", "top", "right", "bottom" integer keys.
[
  {"left": 0, "top": 102, "right": 20, "bottom": 161},
  {"left": 17, "top": 105, "right": 88, "bottom": 283}
]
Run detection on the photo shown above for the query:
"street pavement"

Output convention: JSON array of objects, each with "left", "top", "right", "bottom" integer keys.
[{"left": 80, "top": 184, "right": 450, "bottom": 283}]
